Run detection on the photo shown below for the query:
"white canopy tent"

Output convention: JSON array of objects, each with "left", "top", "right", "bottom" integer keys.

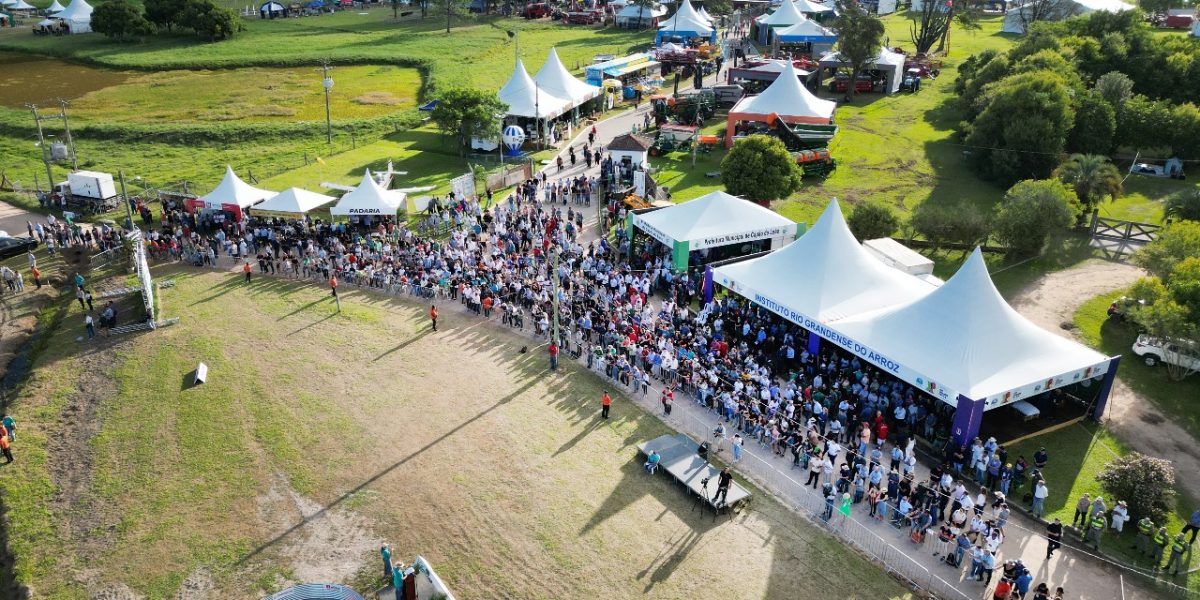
[
  {"left": 760, "top": 0, "right": 805, "bottom": 27},
  {"left": 0, "top": 0, "right": 16, "bottom": 6},
  {"left": 818, "top": 46, "right": 906, "bottom": 94},
  {"left": 46, "top": 0, "right": 65, "bottom": 12},
  {"left": 199, "top": 165, "right": 275, "bottom": 211},
  {"left": 630, "top": 190, "right": 799, "bottom": 269},
  {"left": 792, "top": 0, "right": 833, "bottom": 14},
  {"left": 330, "top": 170, "right": 406, "bottom": 217},
  {"left": 697, "top": 5, "right": 714, "bottom": 23},
  {"left": 657, "top": 0, "right": 715, "bottom": 44},
  {"left": 615, "top": 2, "right": 666, "bottom": 27},
  {"left": 835, "top": 248, "right": 1111, "bottom": 409},
  {"left": 54, "top": 0, "right": 92, "bottom": 32},
  {"left": 532, "top": 48, "right": 602, "bottom": 110},
  {"left": 1002, "top": 0, "right": 1134, "bottom": 33},
  {"left": 253, "top": 187, "right": 337, "bottom": 216},
  {"left": 497, "top": 58, "right": 572, "bottom": 120},
  {"left": 725, "top": 62, "right": 835, "bottom": 146},
  {"left": 8, "top": 0, "right": 35, "bottom": 10},
  {"left": 712, "top": 199, "right": 936, "bottom": 325}
]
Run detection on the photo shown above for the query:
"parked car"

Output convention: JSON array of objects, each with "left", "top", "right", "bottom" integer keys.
[
  {"left": 522, "top": 2, "right": 549, "bottom": 18},
  {"left": 0, "top": 236, "right": 38, "bottom": 260},
  {"left": 828, "top": 73, "right": 878, "bottom": 93},
  {"left": 1132, "top": 334, "right": 1200, "bottom": 370}
]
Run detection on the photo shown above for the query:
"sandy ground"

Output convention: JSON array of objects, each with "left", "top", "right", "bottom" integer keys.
[{"left": 1007, "top": 259, "right": 1200, "bottom": 501}]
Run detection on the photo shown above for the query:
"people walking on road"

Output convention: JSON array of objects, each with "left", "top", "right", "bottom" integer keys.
[
  {"left": 1046, "top": 518, "right": 1063, "bottom": 559},
  {"left": 600, "top": 390, "right": 611, "bottom": 419}
]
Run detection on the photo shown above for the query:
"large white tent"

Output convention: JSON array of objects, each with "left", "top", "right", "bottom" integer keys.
[
  {"left": 54, "top": 0, "right": 92, "bottom": 32},
  {"left": 818, "top": 47, "right": 907, "bottom": 94},
  {"left": 497, "top": 58, "right": 572, "bottom": 120},
  {"left": 725, "top": 62, "right": 835, "bottom": 146},
  {"left": 835, "top": 248, "right": 1111, "bottom": 409},
  {"left": 532, "top": 48, "right": 602, "bottom": 110},
  {"left": 253, "top": 187, "right": 337, "bottom": 216},
  {"left": 656, "top": 0, "right": 715, "bottom": 45},
  {"left": 615, "top": 2, "right": 666, "bottom": 27},
  {"left": 199, "top": 165, "right": 275, "bottom": 212},
  {"left": 8, "top": 0, "right": 35, "bottom": 10},
  {"left": 1002, "top": 0, "right": 1134, "bottom": 33},
  {"left": 759, "top": 0, "right": 806, "bottom": 27},
  {"left": 330, "top": 170, "right": 406, "bottom": 217},
  {"left": 630, "top": 190, "right": 799, "bottom": 269},
  {"left": 712, "top": 199, "right": 936, "bottom": 325},
  {"left": 792, "top": 0, "right": 834, "bottom": 15}
]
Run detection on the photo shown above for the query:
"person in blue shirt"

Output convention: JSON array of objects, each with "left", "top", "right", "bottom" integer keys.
[
  {"left": 380, "top": 543, "right": 392, "bottom": 580},
  {"left": 1015, "top": 571, "right": 1033, "bottom": 599},
  {"left": 645, "top": 450, "right": 661, "bottom": 474}
]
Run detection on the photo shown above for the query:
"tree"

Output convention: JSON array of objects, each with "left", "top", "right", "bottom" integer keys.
[
  {"left": 1053, "top": 154, "right": 1122, "bottom": 218},
  {"left": 1008, "top": 0, "right": 1073, "bottom": 33},
  {"left": 909, "top": 0, "right": 953, "bottom": 54},
  {"left": 910, "top": 202, "right": 992, "bottom": 250},
  {"left": 720, "top": 135, "right": 803, "bottom": 203},
  {"left": 1097, "top": 453, "right": 1176, "bottom": 524},
  {"left": 1067, "top": 90, "right": 1116, "bottom": 155},
  {"left": 180, "top": 0, "right": 239, "bottom": 41},
  {"left": 429, "top": 88, "right": 507, "bottom": 155},
  {"left": 847, "top": 201, "right": 899, "bottom": 241},
  {"left": 833, "top": 0, "right": 885, "bottom": 103},
  {"left": 1135, "top": 221, "right": 1200, "bottom": 280},
  {"left": 702, "top": 0, "right": 731, "bottom": 16},
  {"left": 91, "top": 0, "right": 154, "bottom": 39},
  {"left": 144, "top": 0, "right": 186, "bottom": 31},
  {"left": 993, "top": 179, "right": 1078, "bottom": 256},
  {"left": 1094, "top": 71, "right": 1134, "bottom": 109},
  {"left": 429, "top": 0, "right": 471, "bottom": 33},
  {"left": 1164, "top": 188, "right": 1200, "bottom": 222},
  {"left": 964, "top": 71, "right": 1075, "bottom": 186}
]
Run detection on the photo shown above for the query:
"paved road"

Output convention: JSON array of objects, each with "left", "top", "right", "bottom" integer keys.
[{"left": 0, "top": 200, "right": 41, "bottom": 239}]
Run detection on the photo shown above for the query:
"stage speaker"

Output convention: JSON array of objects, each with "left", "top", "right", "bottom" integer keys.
[
  {"left": 194, "top": 362, "right": 208, "bottom": 386},
  {"left": 697, "top": 441, "right": 709, "bottom": 460}
]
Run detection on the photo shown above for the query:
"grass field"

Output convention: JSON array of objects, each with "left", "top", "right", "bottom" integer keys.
[{"left": 1, "top": 266, "right": 913, "bottom": 599}]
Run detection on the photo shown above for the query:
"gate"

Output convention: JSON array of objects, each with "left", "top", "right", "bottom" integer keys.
[{"left": 1088, "top": 211, "right": 1162, "bottom": 256}]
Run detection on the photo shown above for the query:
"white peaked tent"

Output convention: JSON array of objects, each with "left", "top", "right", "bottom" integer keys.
[
  {"left": 697, "top": 5, "right": 714, "bottom": 23},
  {"left": 615, "top": 2, "right": 666, "bottom": 27},
  {"left": 54, "top": 0, "right": 93, "bottom": 32},
  {"left": 657, "top": 0, "right": 715, "bottom": 44},
  {"left": 760, "top": 0, "right": 806, "bottom": 26},
  {"left": 9, "top": 0, "right": 35, "bottom": 9},
  {"left": 818, "top": 47, "right": 906, "bottom": 93},
  {"left": 532, "top": 48, "right": 602, "bottom": 110},
  {"left": 630, "top": 190, "right": 799, "bottom": 269},
  {"left": 254, "top": 187, "right": 337, "bottom": 215},
  {"left": 713, "top": 199, "right": 936, "bottom": 325},
  {"left": 792, "top": 0, "right": 833, "bottom": 14},
  {"left": 0, "top": 0, "right": 15, "bottom": 6},
  {"left": 497, "top": 58, "right": 572, "bottom": 120},
  {"left": 199, "top": 166, "right": 275, "bottom": 211},
  {"left": 726, "top": 61, "right": 835, "bottom": 146},
  {"left": 46, "top": 0, "right": 66, "bottom": 13},
  {"left": 330, "top": 170, "right": 406, "bottom": 217},
  {"left": 836, "top": 248, "right": 1111, "bottom": 408}
]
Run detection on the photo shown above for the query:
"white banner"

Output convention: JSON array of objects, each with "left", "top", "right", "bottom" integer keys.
[
  {"left": 692, "top": 223, "right": 798, "bottom": 251},
  {"left": 633, "top": 171, "right": 646, "bottom": 198},
  {"left": 632, "top": 214, "right": 674, "bottom": 247},
  {"left": 449, "top": 173, "right": 476, "bottom": 202}
]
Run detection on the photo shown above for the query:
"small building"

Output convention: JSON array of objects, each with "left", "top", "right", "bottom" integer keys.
[
  {"left": 608, "top": 133, "right": 652, "bottom": 169},
  {"left": 863, "top": 237, "right": 935, "bottom": 277}
]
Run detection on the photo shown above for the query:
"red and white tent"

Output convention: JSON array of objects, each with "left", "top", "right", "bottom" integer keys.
[{"left": 724, "top": 61, "right": 835, "bottom": 147}]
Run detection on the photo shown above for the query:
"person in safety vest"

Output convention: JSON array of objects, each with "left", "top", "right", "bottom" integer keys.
[
  {"left": 1152, "top": 527, "right": 1170, "bottom": 569},
  {"left": 1135, "top": 516, "right": 1155, "bottom": 556},
  {"left": 1164, "top": 533, "right": 1189, "bottom": 576},
  {"left": 1085, "top": 510, "right": 1106, "bottom": 550}
]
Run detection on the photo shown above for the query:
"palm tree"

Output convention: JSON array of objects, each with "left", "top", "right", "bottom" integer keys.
[
  {"left": 1054, "top": 153, "right": 1123, "bottom": 222},
  {"left": 1163, "top": 188, "right": 1200, "bottom": 222}
]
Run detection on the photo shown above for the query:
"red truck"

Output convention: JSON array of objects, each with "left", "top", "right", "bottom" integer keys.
[
  {"left": 828, "top": 73, "right": 878, "bottom": 94},
  {"left": 522, "top": 2, "right": 549, "bottom": 18}
]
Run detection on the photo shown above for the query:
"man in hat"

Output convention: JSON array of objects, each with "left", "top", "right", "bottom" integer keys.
[{"left": 1164, "top": 532, "right": 1189, "bottom": 576}]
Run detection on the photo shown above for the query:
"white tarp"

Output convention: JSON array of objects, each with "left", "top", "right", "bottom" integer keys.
[
  {"left": 793, "top": 0, "right": 834, "bottom": 13},
  {"left": 330, "top": 170, "right": 406, "bottom": 216},
  {"left": 632, "top": 190, "right": 798, "bottom": 250},
  {"left": 713, "top": 199, "right": 937, "bottom": 324},
  {"left": 775, "top": 18, "right": 837, "bottom": 40},
  {"left": 658, "top": 0, "right": 714, "bottom": 33},
  {"left": 54, "top": 0, "right": 92, "bottom": 31},
  {"left": 761, "top": 0, "right": 806, "bottom": 26},
  {"left": 835, "top": 248, "right": 1111, "bottom": 408},
  {"left": 199, "top": 165, "right": 275, "bottom": 210},
  {"left": 1002, "top": 0, "right": 1134, "bottom": 33},
  {"left": 497, "top": 58, "right": 572, "bottom": 120},
  {"left": 254, "top": 187, "right": 336, "bottom": 215},
  {"left": 729, "top": 62, "right": 835, "bottom": 121},
  {"left": 532, "top": 48, "right": 602, "bottom": 108}
]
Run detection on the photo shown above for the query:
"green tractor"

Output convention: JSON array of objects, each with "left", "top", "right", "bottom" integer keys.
[{"left": 671, "top": 89, "right": 716, "bottom": 125}]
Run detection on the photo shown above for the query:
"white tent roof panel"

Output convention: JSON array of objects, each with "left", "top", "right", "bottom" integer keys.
[
  {"left": 46, "top": 0, "right": 65, "bottom": 12},
  {"left": 498, "top": 58, "right": 572, "bottom": 119},
  {"left": 632, "top": 190, "right": 798, "bottom": 249},
  {"left": 761, "top": 0, "right": 806, "bottom": 25},
  {"left": 659, "top": 0, "right": 715, "bottom": 33},
  {"left": 199, "top": 165, "right": 275, "bottom": 210},
  {"left": 775, "top": 18, "right": 837, "bottom": 39},
  {"left": 330, "top": 170, "right": 406, "bottom": 216},
  {"left": 54, "top": 0, "right": 91, "bottom": 21},
  {"left": 532, "top": 48, "right": 602, "bottom": 107},
  {"left": 730, "top": 62, "right": 835, "bottom": 120},
  {"left": 254, "top": 187, "right": 337, "bottom": 215},
  {"left": 793, "top": 0, "right": 834, "bottom": 12}
]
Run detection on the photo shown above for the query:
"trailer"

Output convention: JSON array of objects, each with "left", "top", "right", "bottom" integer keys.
[{"left": 52, "top": 170, "right": 121, "bottom": 214}]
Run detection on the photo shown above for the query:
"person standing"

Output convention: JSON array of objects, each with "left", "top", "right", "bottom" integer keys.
[
  {"left": 548, "top": 342, "right": 559, "bottom": 371},
  {"left": 0, "top": 433, "right": 12, "bottom": 464},
  {"left": 1046, "top": 518, "right": 1063, "bottom": 559},
  {"left": 715, "top": 467, "right": 732, "bottom": 507},
  {"left": 1135, "top": 516, "right": 1155, "bottom": 556},
  {"left": 1152, "top": 526, "right": 1170, "bottom": 569},
  {"left": 30, "top": 265, "right": 41, "bottom": 290},
  {"left": 380, "top": 543, "right": 393, "bottom": 580},
  {"left": 1086, "top": 510, "right": 1106, "bottom": 550},
  {"left": 1031, "top": 480, "right": 1049, "bottom": 518},
  {"left": 1182, "top": 508, "right": 1200, "bottom": 544},
  {"left": 429, "top": 305, "right": 438, "bottom": 332},
  {"left": 600, "top": 390, "right": 611, "bottom": 419},
  {"left": 1110, "top": 500, "right": 1128, "bottom": 533},
  {"left": 731, "top": 433, "right": 743, "bottom": 463},
  {"left": 85, "top": 312, "right": 95, "bottom": 340},
  {"left": 391, "top": 562, "right": 405, "bottom": 600},
  {"left": 1, "top": 414, "right": 13, "bottom": 442},
  {"left": 243, "top": 260, "right": 252, "bottom": 283},
  {"left": 1164, "top": 533, "right": 1189, "bottom": 576},
  {"left": 1072, "top": 493, "right": 1091, "bottom": 528},
  {"left": 660, "top": 386, "right": 673, "bottom": 416}
]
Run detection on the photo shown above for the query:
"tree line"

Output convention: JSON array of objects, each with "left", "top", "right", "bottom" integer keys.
[{"left": 92, "top": 0, "right": 240, "bottom": 41}]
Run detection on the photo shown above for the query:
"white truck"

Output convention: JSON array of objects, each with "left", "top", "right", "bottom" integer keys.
[
  {"left": 1132, "top": 334, "right": 1200, "bottom": 372},
  {"left": 51, "top": 171, "right": 121, "bottom": 213}
]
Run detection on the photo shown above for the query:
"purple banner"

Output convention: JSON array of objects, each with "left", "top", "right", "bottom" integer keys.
[
  {"left": 807, "top": 330, "right": 821, "bottom": 357},
  {"left": 703, "top": 266, "right": 714, "bottom": 305},
  {"left": 951, "top": 394, "right": 985, "bottom": 449},
  {"left": 1092, "top": 355, "right": 1121, "bottom": 420}
]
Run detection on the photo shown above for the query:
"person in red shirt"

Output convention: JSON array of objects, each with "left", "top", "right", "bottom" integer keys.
[
  {"left": 429, "top": 305, "right": 438, "bottom": 332},
  {"left": 329, "top": 275, "right": 338, "bottom": 298},
  {"left": 601, "top": 391, "right": 612, "bottom": 419},
  {"left": 876, "top": 422, "right": 889, "bottom": 448},
  {"left": 548, "top": 342, "right": 559, "bottom": 371},
  {"left": 243, "top": 260, "right": 252, "bottom": 283}
]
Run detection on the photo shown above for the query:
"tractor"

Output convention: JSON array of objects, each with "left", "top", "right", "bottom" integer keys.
[{"left": 794, "top": 148, "right": 836, "bottom": 178}]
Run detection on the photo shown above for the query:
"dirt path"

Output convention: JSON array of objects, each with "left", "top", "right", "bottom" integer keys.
[{"left": 1007, "top": 259, "right": 1200, "bottom": 501}]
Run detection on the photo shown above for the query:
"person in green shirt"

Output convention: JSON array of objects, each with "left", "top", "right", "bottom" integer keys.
[
  {"left": 380, "top": 543, "right": 392, "bottom": 580},
  {"left": 1086, "top": 510, "right": 1106, "bottom": 550},
  {"left": 1135, "top": 516, "right": 1155, "bottom": 556},
  {"left": 391, "top": 561, "right": 406, "bottom": 600},
  {"left": 1165, "top": 533, "right": 1189, "bottom": 576},
  {"left": 1152, "top": 527, "right": 1170, "bottom": 569}
]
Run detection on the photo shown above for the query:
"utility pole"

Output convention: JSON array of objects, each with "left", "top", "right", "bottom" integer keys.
[
  {"left": 118, "top": 170, "right": 134, "bottom": 231},
  {"left": 319, "top": 61, "right": 334, "bottom": 145},
  {"left": 27, "top": 104, "right": 54, "bottom": 191},
  {"left": 58, "top": 98, "right": 78, "bottom": 170}
]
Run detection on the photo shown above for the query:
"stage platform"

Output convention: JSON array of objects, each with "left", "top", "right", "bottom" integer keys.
[{"left": 637, "top": 433, "right": 752, "bottom": 515}]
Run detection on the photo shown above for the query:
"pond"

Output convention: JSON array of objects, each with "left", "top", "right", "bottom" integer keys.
[
  {"left": 0, "top": 51, "right": 420, "bottom": 123},
  {"left": 0, "top": 51, "right": 131, "bottom": 108}
]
